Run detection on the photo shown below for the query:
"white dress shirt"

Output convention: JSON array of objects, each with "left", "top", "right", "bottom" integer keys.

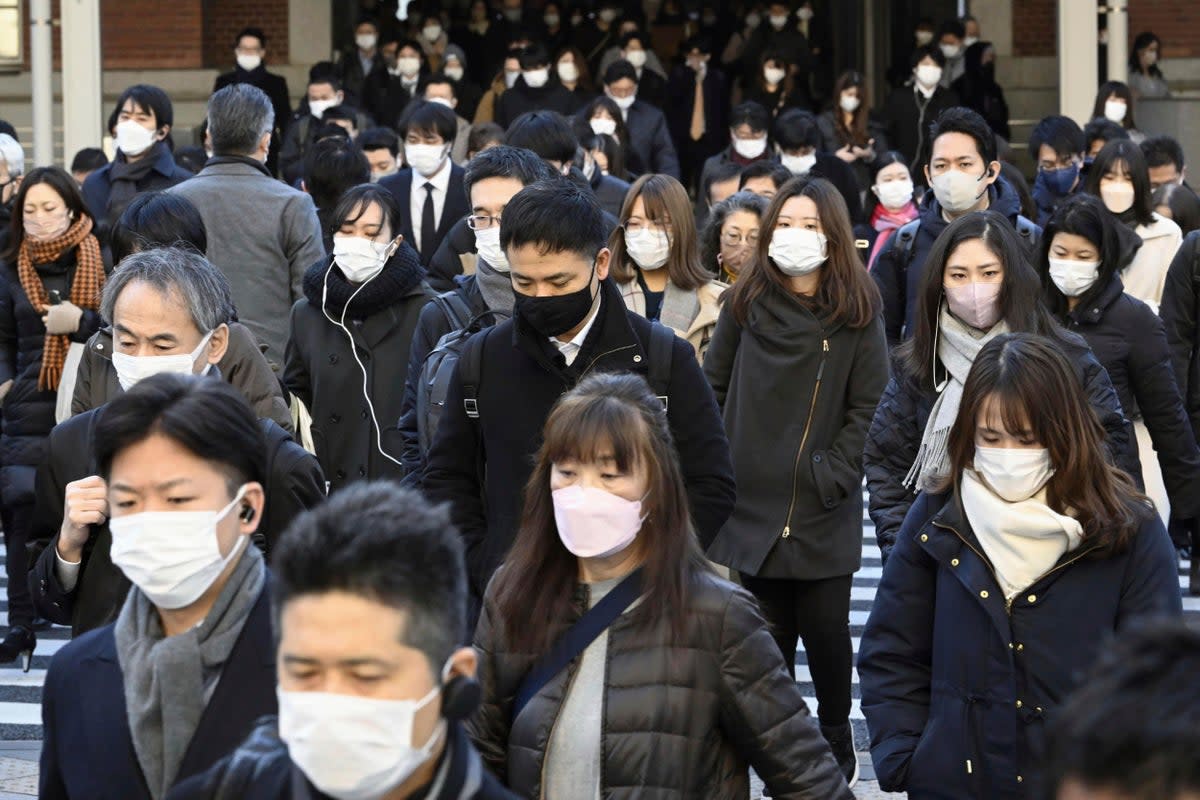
[
  {"left": 550, "top": 299, "right": 600, "bottom": 366},
  {"left": 409, "top": 158, "right": 452, "bottom": 253}
]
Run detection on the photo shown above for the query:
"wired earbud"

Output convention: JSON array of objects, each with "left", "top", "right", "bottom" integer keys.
[{"left": 239, "top": 505, "right": 255, "bottom": 524}]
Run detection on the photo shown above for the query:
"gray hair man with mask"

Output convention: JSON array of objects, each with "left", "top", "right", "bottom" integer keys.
[{"left": 28, "top": 247, "right": 325, "bottom": 637}]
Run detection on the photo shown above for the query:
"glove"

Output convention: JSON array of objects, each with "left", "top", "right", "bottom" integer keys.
[{"left": 42, "top": 301, "right": 83, "bottom": 335}]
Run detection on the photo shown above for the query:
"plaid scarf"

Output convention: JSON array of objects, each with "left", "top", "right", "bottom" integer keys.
[{"left": 17, "top": 214, "right": 105, "bottom": 391}]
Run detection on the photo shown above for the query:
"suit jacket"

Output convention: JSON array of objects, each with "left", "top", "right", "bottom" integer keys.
[
  {"left": 38, "top": 580, "right": 278, "bottom": 800},
  {"left": 378, "top": 165, "right": 469, "bottom": 266},
  {"left": 621, "top": 101, "right": 680, "bottom": 179}
]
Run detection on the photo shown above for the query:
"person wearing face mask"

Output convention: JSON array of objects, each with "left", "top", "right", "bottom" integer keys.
[
  {"left": 285, "top": 185, "right": 434, "bottom": 493},
  {"left": 872, "top": 107, "right": 1040, "bottom": 346},
  {"left": 599, "top": 60, "right": 681, "bottom": 179},
  {"left": 882, "top": 45, "right": 959, "bottom": 185},
  {"left": 576, "top": 95, "right": 640, "bottom": 175},
  {"left": 422, "top": 181, "right": 735, "bottom": 624},
  {"left": 494, "top": 44, "right": 579, "bottom": 129},
  {"left": 38, "top": 374, "right": 284, "bottom": 799},
  {"left": 1128, "top": 31, "right": 1170, "bottom": 100},
  {"left": 860, "top": 332, "right": 1181, "bottom": 799},
  {"left": 773, "top": 109, "right": 865, "bottom": 224},
  {"left": 741, "top": 1, "right": 813, "bottom": 91},
  {"left": 934, "top": 20, "right": 967, "bottom": 88},
  {"left": 359, "top": 37, "right": 424, "bottom": 130},
  {"left": 471, "top": 54, "right": 522, "bottom": 125},
  {"left": 213, "top": 28, "right": 291, "bottom": 177},
  {"left": 856, "top": 152, "right": 918, "bottom": 270},
  {"left": 1036, "top": 195, "right": 1200, "bottom": 536},
  {"left": 697, "top": 102, "right": 773, "bottom": 206},
  {"left": 595, "top": 30, "right": 668, "bottom": 103},
  {"left": 570, "top": 2, "right": 622, "bottom": 77},
  {"left": 817, "top": 70, "right": 889, "bottom": 193},
  {"left": 416, "top": 12, "right": 449, "bottom": 73},
  {"left": 699, "top": 190, "right": 768, "bottom": 283},
  {"left": 1085, "top": 139, "right": 1183, "bottom": 311},
  {"left": 666, "top": 35, "right": 730, "bottom": 194},
  {"left": 168, "top": 482, "right": 517, "bottom": 800},
  {"left": 704, "top": 176, "right": 888, "bottom": 788},
  {"left": 743, "top": 52, "right": 811, "bottom": 120},
  {"left": 82, "top": 85, "right": 193, "bottom": 229},
  {"left": 1028, "top": 115, "right": 1086, "bottom": 226},
  {"left": 864, "top": 213, "right": 1135, "bottom": 564},
  {"left": 552, "top": 46, "right": 595, "bottom": 116},
  {"left": 440, "top": 45, "right": 483, "bottom": 122},
  {"left": 421, "top": 75, "right": 472, "bottom": 165},
  {"left": 951, "top": 41, "right": 1010, "bottom": 140},
  {"left": 887, "top": 18, "right": 936, "bottom": 88},
  {"left": 1090, "top": 81, "right": 1144, "bottom": 143},
  {"left": 336, "top": 18, "right": 386, "bottom": 111},
  {"left": 471, "top": 371, "right": 852, "bottom": 799},
  {"left": 279, "top": 71, "right": 372, "bottom": 185},
  {"left": 610, "top": 174, "right": 726, "bottom": 360}
]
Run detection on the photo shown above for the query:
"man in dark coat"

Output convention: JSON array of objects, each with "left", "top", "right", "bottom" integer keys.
[
  {"left": 213, "top": 27, "right": 291, "bottom": 176},
  {"left": 422, "top": 180, "right": 735, "bottom": 613},
  {"left": 167, "top": 482, "right": 517, "bottom": 800},
  {"left": 494, "top": 45, "right": 579, "bottom": 129},
  {"left": 696, "top": 101, "right": 775, "bottom": 211},
  {"left": 336, "top": 17, "right": 386, "bottom": 108},
  {"left": 666, "top": 35, "right": 730, "bottom": 193},
  {"left": 771, "top": 108, "right": 865, "bottom": 223},
  {"left": 882, "top": 44, "right": 960, "bottom": 187},
  {"left": 599, "top": 61, "right": 681, "bottom": 179}
]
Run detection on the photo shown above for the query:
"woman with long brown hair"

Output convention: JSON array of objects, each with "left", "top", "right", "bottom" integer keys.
[
  {"left": 470, "top": 371, "right": 853, "bottom": 799},
  {"left": 703, "top": 175, "right": 888, "bottom": 787},
  {"left": 817, "top": 70, "right": 889, "bottom": 192},
  {"left": 609, "top": 173, "right": 726, "bottom": 359},
  {"left": 860, "top": 332, "right": 1181, "bottom": 798}
]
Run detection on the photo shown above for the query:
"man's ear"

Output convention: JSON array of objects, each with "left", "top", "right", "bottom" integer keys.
[
  {"left": 985, "top": 160, "right": 1001, "bottom": 185},
  {"left": 595, "top": 247, "right": 611, "bottom": 281},
  {"left": 206, "top": 323, "right": 230, "bottom": 365}
]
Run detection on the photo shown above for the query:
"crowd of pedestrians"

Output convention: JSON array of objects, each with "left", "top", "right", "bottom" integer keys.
[{"left": 0, "top": 2, "right": 1195, "bottom": 798}]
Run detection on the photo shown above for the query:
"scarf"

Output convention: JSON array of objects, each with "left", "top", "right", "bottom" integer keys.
[
  {"left": 868, "top": 201, "right": 919, "bottom": 269},
  {"left": 475, "top": 257, "right": 515, "bottom": 315},
  {"left": 659, "top": 279, "right": 701, "bottom": 335},
  {"left": 904, "top": 307, "right": 1009, "bottom": 491},
  {"left": 17, "top": 214, "right": 105, "bottom": 391},
  {"left": 107, "top": 141, "right": 167, "bottom": 220},
  {"left": 303, "top": 246, "right": 425, "bottom": 319},
  {"left": 960, "top": 469, "right": 1083, "bottom": 599},
  {"left": 114, "top": 544, "right": 264, "bottom": 800}
]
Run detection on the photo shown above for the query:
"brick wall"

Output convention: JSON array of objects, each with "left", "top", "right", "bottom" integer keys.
[
  {"left": 202, "top": 0, "right": 290, "bottom": 70},
  {"left": 1011, "top": 0, "right": 1055, "bottom": 57},
  {"left": 1013, "top": 0, "right": 1200, "bottom": 59}
]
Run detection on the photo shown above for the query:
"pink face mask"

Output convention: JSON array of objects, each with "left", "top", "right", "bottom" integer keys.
[
  {"left": 944, "top": 281, "right": 1002, "bottom": 330},
  {"left": 552, "top": 485, "right": 645, "bottom": 559}
]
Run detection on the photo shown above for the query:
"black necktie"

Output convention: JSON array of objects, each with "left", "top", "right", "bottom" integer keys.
[{"left": 421, "top": 182, "right": 436, "bottom": 264}]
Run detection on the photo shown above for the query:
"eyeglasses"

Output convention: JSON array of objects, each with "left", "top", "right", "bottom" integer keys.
[
  {"left": 623, "top": 219, "right": 672, "bottom": 235},
  {"left": 721, "top": 232, "right": 759, "bottom": 247},
  {"left": 466, "top": 214, "right": 501, "bottom": 230}
]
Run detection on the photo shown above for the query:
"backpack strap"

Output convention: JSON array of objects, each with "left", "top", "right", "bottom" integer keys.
[
  {"left": 459, "top": 326, "right": 491, "bottom": 420},
  {"left": 512, "top": 568, "right": 643, "bottom": 722},
  {"left": 894, "top": 218, "right": 921, "bottom": 279},
  {"left": 433, "top": 291, "right": 472, "bottom": 332},
  {"left": 646, "top": 322, "right": 674, "bottom": 411}
]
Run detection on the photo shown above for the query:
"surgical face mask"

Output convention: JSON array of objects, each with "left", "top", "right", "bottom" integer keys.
[
  {"left": 1104, "top": 99, "right": 1128, "bottom": 124},
  {"left": 625, "top": 49, "right": 647, "bottom": 69},
  {"left": 915, "top": 30, "right": 934, "bottom": 46},
  {"left": 406, "top": 143, "right": 448, "bottom": 177},
  {"left": 279, "top": 683, "right": 445, "bottom": 800},
  {"left": 109, "top": 485, "right": 250, "bottom": 610},
  {"left": 839, "top": 93, "right": 861, "bottom": 113},
  {"left": 797, "top": 6, "right": 814, "bottom": 21},
  {"left": 624, "top": 228, "right": 671, "bottom": 270},
  {"left": 557, "top": 61, "right": 579, "bottom": 83},
  {"left": 333, "top": 235, "right": 393, "bottom": 283},
  {"left": 1048, "top": 256, "right": 1101, "bottom": 297},
  {"left": 1038, "top": 163, "right": 1080, "bottom": 197},
  {"left": 915, "top": 64, "right": 943, "bottom": 89},
  {"left": 504, "top": 7, "right": 523, "bottom": 22},
  {"left": 236, "top": 53, "right": 262, "bottom": 71},
  {"left": 609, "top": 92, "right": 636, "bottom": 111},
  {"left": 422, "top": 23, "right": 442, "bottom": 41},
  {"left": 115, "top": 119, "right": 158, "bottom": 157},
  {"left": 523, "top": 67, "right": 550, "bottom": 88},
  {"left": 745, "top": 12, "right": 762, "bottom": 28},
  {"left": 964, "top": 36, "right": 980, "bottom": 48},
  {"left": 309, "top": 98, "right": 337, "bottom": 119},
  {"left": 781, "top": 152, "right": 817, "bottom": 175},
  {"left": 930, "top": 167, "right": 989, "bottom": 214},
  {"left": 763, "top": 66, "right": 786, "bottom": 85},
  {"left": 733, "top": 135, "right": 768, "bottom": 160},
  {"left": 513, "top": 265, "right": 597, "bottom": 338},
  {"left": 24, "top": 209, "right": 72, "bottom": 241},
  {"left": 444, "top": 64, "right": 464, "bottom": 81},
  {"left": 355, "top": 33, "right": 378, "bottom": 51},
  {"left": 944, "top": 281, "right": 1002, "bottom": 330},
  {"left": 769, "top": 227, "right": 827, "bottom": 276},
  {"left": 590, "top": 116, "right": 617, "bottom": 136},
  {"left": 473, "top": 226, "right": 510, "bottom": 273},
  {"left": 598, "top": 8, "right": 618, "bottom": 23},
  {"left": 553, "top": 485, "right": 645, "bottom": 558},
  {"left": 111, "top": 330, "right": 215, "bottom": 392},
  {"left": 545, "top": 13, "right": 560, "bottom": 27},
  {"left": 974, "top": 446, "right": 1055, "bottom": 503},
  {"left": 504, "top": 69, "right": 520, "bottom": 89},
  {"left": 397, "top": 56, "right": 421, "bottom": 77},
  {"left": 875, "top": 179, "right": 914, "bottom": 210},
  {"left": 769, "top": 13, "right": 789, "bottom": 30},
  {"left": 940, "top": 43, "right": 961, "bottom": 60},
  {"left": 1100, "top": 181, "right": 1136, "bottom": 214}
]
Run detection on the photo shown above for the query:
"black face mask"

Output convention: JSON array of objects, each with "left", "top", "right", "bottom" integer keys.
[{"left": 514, "top": 263, "right": 597, "bottom": 339}]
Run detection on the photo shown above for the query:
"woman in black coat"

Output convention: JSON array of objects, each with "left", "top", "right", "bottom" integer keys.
[
  {"left": 470, "top": 372, "right": 853, "bottom": 800},
  {"left": 859, "top": 332, "right": 1182, "bottom": 799},
  {"left": 0, "top": 168, "right": 107, "bottom": 665},
  {"left": 283, "top": 184, "right": 433, "bottom": 492},
  {"left": 1035, "top": 194, "right": 1200, "bottom": 527},
  {"left": 703, "top": 176, "right": 888, "bottom": 787},
  {"left": 864, "top": 211, "right": 1136, "bottom": 562}
]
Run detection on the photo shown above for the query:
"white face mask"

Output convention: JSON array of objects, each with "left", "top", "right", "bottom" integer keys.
[
  {"left": 545, "top": 13, "right": 560, "bottom": 27},
  {"left": 763, "top": 66, "right": 786, "bottom": 86},
  {"left": 523, "top": 67, "right": 550, "bottom": 88},
  {"left": 915, "top": 64, "right": 943, "bottom": 89},
  {"left": 111, "top": 330, "right": 214, "bottom": 392},
  {"left": 473, "top": 226, "right": 510, "bottom": 273},
  {"left": 406, "top": 143, "right": 448, "bottom": 177},
  {"left": 397, "top": 57, "right": 421, "bottom": 78},
  {"left": 279, "top": 683, "right": 445, "bottom": 800},
  {"left": 930, "top": 168, "right": 989, "bottom": 214},
  {"left": 745, "top": 12, "right": 762, "bottom": 28},
  {"left": 333, "top": 235, "right": 393, "bottom": 283},
  {"left": 915, "top": 30, "right": 934, "bottom": 46},
  {"left": 598, "top": 8, "right": 618, "bottom": 23},
  {"left": 356, "top": 33, "right": 378, "bottom": 51},
  {"left": 797, "top": 6, "right": 814, "bottom": 21},
  {"left": 590, "top": 117, "right": 617, "bottom": 136},
  {"left": 1100, "top": 181, "right": 1136, "bottom": 214},
  {"left": 839, "top": 93, "right": 861, "bottom": 113},
  {"left": 557, "top": 61, "right": 579, "bottom": 84},
  {"left": 733, "top": 135, "right": 768, "bottom": 160},
  {"left": 109, "top": 485, "right": 250, "bottom": 610},
  {"left": 609, "top": 92, "right": 636, "bottom": 111},
  {"left": 769, "top": 13, "right": 789, "bottom": 29},
  {"left": 875, "top": 179, "right": 914, "bottom": 210},
  {"left": 115, "top": 119, "right": 158, "bottom": 157},
  {"left": 236, "top": 53, "right": 262, "bottom": 71},
  {"left": 625, "top": 50, "right": 647, "bottom": 69},
  {"left": 422, "top": 24, "right": 443, "bottom": 42},
  {"left": 504, "top": 70, "right": 521, "bottom": 89},
  {"left": 974, "top": 446, "right": 1055, "bottom": 503},
  {"left": 781, "top": 152, "right": 817, "bottom": 175},
  {"left": 624, "top": 228, "right": 671, "bottom": 270},
  {"left": 1048, "top": 256, "right": 1101, "bottom": 297},
  {"left": 963, "top": 36, "right": 980, "bottom": 48},
  {"left": 309, "top": 98, "right": 337, "bottom": 119},
  {"left": 1104, "top": 99, "right": 1128, "bottom": 124},
  {"left": 940, "top": 43, "right": 962, "bottom": 60},
  {"left": 444, "top": 64, "right": 464, "bottom": 81},
  {"left": 769, "top": 227, "right": 828, "bottom": 276}
]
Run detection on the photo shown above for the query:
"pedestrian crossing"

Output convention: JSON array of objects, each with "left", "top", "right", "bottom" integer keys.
[{"left": 0, "top": 495, "right": 1195, "bottom": 743}]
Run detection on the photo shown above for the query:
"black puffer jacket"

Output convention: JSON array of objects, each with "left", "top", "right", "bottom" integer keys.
[
  {"left": 0, "top": 252, "right": 104, "bottom": 509},
  {"left": 1161, "top": 229, "right": 1200, "bottom": 441},
  {"left": 469, "top": 570, "right": 854, "bottom": 800},
  {"left": 864, "top": 331, "right": 1136, "bottom": 560}
]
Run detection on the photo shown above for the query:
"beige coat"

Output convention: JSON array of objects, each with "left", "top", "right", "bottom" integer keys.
[
  {"left": 617, "top": 277, "right": 727, "bottom": 361},
  {"left": 1123, "top": 212, "right": 1182, "bottom": 312}
]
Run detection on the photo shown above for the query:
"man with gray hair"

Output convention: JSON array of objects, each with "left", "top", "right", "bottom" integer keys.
[
  {"left": 0, "top": 132, "right": 25, "bottom": 254},
  {"left": 170, "top": 83, "right": 325, "bottom": 371},
  {"left": 28, "top": 247, "right": 325, "bottom": 636}
]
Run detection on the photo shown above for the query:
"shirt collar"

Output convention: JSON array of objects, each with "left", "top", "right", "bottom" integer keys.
[{"left": 549, "top": 293, "right": 600, "bottom": 355}]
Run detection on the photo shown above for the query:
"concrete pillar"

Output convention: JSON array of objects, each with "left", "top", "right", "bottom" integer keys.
[
  {"left": 969, "top": 0, "right": 1013, "bottom": 57},
  {"left": 1058, "top": 0, "right": 1098, "bottom": 124},
  {"left": 288, "top": 0, "right": 332, "bottom": 65},
  {"left": 1106, "top": 1, "right": 1129, "bottom": 86},
  {"left": 60, "top": 0, "right": 104, "bottom": 167},
  {"left": 28, "top": 0, "right": 53, "bottom": 166}
]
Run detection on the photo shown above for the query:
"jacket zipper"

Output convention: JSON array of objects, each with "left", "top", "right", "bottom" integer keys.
[{"left": 781, "top": 337, "right": 828, "bottom": 538}]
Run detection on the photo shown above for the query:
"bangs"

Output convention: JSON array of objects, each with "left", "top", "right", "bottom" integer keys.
[
  {"left": 541, "top": 395, "right": 647, "bottom": 473},
  {"left": 977, "top": 381, "right": 1069, "bottom": 450}
]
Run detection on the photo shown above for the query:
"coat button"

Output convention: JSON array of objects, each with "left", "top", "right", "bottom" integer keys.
[
  {"left": 920, "top": 534, "right": 928, "bottom": 542},
  {"left": 330, "top": 414, "right": 341, "bottom": 423},
  {"left": 633, "top": 355, "right": 642, "bottom": 362},
  {"left": 950, "top": 558, "right": 959, "bottom": 566},
  {"left": 358, "top": 467, "right": 366, "bottom": 476},
  {"left": 335, "top": 469, "right": 346, "bottom": 479},
  {"left": 1027, "top": 594, "right": 1037, "bottom": 604},
  {"left": 1017, "top": 776, "right": 1023, "bottom": 783},
  {"left": 1016, "top": 643, "right": 1024, "bottom": 652},
  {"left": 1015, "top": 700, "right": 1023, "bottom": 708},
  {"left": 361, "top": 410, "right": 369, "bottom": 419},
  {"left": 329, "top": 354, "right": 339, "bottom": 364},
  {"left": 813, "top": 453, "right": 822, "bottom": 463},
  {"left": 980, "top": 590, "right": 989, "bottom": 599}
]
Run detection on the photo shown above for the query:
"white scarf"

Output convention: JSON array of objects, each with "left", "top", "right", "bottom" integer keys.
[
  {"left": 961, "top": 469, "right": 1084, "bottom": 600},
  {"left": 905, "top": 307, "right": 1009, "bottom": 491}
]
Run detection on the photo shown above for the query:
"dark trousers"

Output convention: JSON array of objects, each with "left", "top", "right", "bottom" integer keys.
[
  {"left": 740, "top": 572, "right": 853, "bottom": 728},
  {"left": 1, "top": 503, "right": 33, "bottom": 628}
]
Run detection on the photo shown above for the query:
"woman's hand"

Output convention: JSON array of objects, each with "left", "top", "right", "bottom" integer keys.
[{"left": 42, "top": 301, "right": 83, "bottom": 335}]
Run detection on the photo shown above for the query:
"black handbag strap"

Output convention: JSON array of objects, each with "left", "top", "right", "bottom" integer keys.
[{"left": 512, "top": 568, "right": 643, "bottom": 722}]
